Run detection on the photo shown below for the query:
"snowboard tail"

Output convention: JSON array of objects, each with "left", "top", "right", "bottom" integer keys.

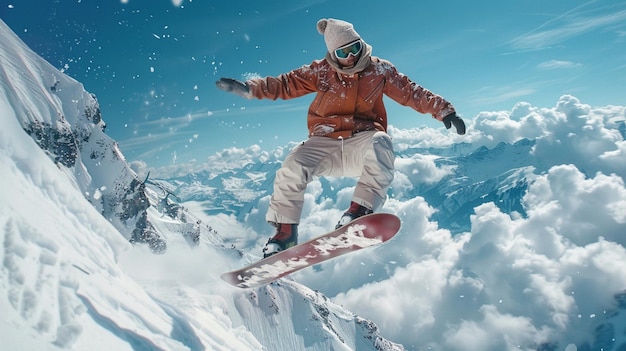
[{"left": 220, "top": 213, "right": 401, "bottom": 289}]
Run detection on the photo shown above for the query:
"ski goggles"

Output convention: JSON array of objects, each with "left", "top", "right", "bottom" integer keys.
[{"left": 334, "top": 40, "right": 362, "bottom": 59}]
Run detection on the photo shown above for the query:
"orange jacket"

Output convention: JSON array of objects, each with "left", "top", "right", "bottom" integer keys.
[{"left": 247, "top": 57, "right": 455, "bottom": 139}]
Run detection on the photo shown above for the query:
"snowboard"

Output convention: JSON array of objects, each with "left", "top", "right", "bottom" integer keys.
[{"left": 220, "top": 213, "right": 401, "bottom": 289}]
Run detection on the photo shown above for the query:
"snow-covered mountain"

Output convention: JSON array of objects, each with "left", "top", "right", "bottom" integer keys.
[
  {"left": 0, "top": 19, "right": 404, "bottom": 351},
  {"left": 2, "top": 17, "right": 626, "bottom": 351}
]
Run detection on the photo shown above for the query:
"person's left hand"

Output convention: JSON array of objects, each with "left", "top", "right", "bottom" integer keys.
[{"left": 443, "top": 113, "right": 466, "bottom": 135}]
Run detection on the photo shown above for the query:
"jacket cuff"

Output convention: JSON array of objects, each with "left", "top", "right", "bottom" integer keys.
[{"left": 434, "top": 106, "right": 456, "bottom": 121}]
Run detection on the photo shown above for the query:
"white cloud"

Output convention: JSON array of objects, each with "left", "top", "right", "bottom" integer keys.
[
  {"left": 599, "top": 140, "right": 626, "bottom": 178},
  {"left": 524, "top": 165, "right": 626, "bottom": 243},
  {"left": 128, "top": 159, "right": 149, "bottom": 180},
  {"left": 151, "top": 93, "right": 626, "bottom": 349},
  {"left": 391, "top": 154, "right": 455, "bottom": 196},
  {"left": 444, "top": 305, "right": 551, "bottom": 351},
  {"left": 470, "top": 87, "right": 536, "bottom": 107},
  {"left": 318, "top": 95, "right": 626, "bottom": 349},
  {"left": 509, "top": 6, "right": 626, "bottom": 50},
  {"left": 331, "top": 161, "right": 626, "bottom": 349},
  {"left": 150, "top": 143, "right": 289, "bottom": 178},
  {"left": 531, "top": 95, "right": 624, "bottom": 174},
  {"left": 537, "top": 60, "right": 582, "bottom": 69},
  {"left": 389, "top": 125, "right": 458, "bottom": 150},
  {"left": 452, "top": 95, "right": 626, "bottom": 179}
]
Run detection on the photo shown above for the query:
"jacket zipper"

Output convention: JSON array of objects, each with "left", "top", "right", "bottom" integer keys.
[{"left": 363, "top": 79, "right": 385, "bottom": 104}]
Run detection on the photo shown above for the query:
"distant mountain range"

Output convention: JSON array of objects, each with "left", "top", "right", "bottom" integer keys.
[{"left": 151, "top": 138, "right": 537, "bottom": 235}]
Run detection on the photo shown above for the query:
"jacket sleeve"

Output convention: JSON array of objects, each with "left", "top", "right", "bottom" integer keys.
[
  {"left": 247, "top": 63, "right": 319, "bottom": 100},
  {"left": 381, "top": 61, "right": 455, "bottom": 121}
]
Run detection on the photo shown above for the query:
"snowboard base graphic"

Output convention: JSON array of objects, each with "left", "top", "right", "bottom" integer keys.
[{"left": 220, "top": 213, "right": 401, "bottom": 289}]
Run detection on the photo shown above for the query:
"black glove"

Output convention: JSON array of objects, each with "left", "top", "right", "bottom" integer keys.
[
  {"left": 443, "top": 113, "right": 466, "bottom": 135},
  {"left": 215, "top": 78, "right": 250, "bottom": 98}
]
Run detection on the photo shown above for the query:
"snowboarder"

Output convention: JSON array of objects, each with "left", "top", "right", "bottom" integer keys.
[{"left": 216, "top": 18, "right": 466, "bottom": 258}]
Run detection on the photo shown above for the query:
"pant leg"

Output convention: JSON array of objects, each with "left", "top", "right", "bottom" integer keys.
[
  {"left": 266, "top": 131, "right": 394, "bottom": 223},
  {"left": 266, "top": 137, "right": 342, "bottom": 224},
  {"left": 350, "top": 131, "right": 395, "bottom": 211}
]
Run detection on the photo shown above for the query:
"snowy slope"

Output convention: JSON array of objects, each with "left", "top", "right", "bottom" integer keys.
[
  {"left": 0, "top": 19, "right": 404, "bottom": 351},
  {"left": 0, "top": 16, "right": 169, "bottom": 252},
  {"left": 3, "top": 16, "right": 626, "bottom": 350}
]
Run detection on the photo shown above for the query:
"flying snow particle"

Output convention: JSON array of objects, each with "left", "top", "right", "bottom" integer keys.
[{"left": 93, "top": 186, "right": 107, "bottom": 200}]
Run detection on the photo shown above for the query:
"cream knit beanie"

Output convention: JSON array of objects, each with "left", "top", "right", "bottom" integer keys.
[{"left": 316, "top": 18, "right": 361, "bottom": 53}]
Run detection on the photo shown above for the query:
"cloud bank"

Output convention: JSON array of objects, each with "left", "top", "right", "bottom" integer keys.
[
  {"left": 154, "top": 94, "right": 625, "bottom": 349},
  {"left": 236, "top": 95, "right": 625, "bottom": 350},
  {"left": 331, "top": 96, "right": 626, "bottom": 349}
]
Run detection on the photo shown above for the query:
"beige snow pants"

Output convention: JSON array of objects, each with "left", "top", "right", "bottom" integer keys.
[{"left": 266, "top": 131, "right": 395, "bottom": 224}]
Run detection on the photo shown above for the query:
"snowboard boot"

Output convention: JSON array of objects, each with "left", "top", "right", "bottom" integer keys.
[
  {"left": 335, "top": 201, "right": 373, "bottom": 229},
  {"left": 263, "top": 223, "right": 298, "bottom": 258}
]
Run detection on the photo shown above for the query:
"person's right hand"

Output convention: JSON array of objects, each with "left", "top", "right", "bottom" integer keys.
[
  {"left": 215, "top": 78, "right": 250, "bottom": 98},
  {"left": 443, "top": 113, "right": 466, "bottom": 135}
]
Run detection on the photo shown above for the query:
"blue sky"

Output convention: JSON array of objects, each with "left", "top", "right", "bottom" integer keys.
[{"left": 2, "top": 0, "right": 625, "bottom": 167}]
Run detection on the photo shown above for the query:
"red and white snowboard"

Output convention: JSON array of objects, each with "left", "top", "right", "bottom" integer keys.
[{"left": 220, "top": 213, "right": 401, "bottom": 289}]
